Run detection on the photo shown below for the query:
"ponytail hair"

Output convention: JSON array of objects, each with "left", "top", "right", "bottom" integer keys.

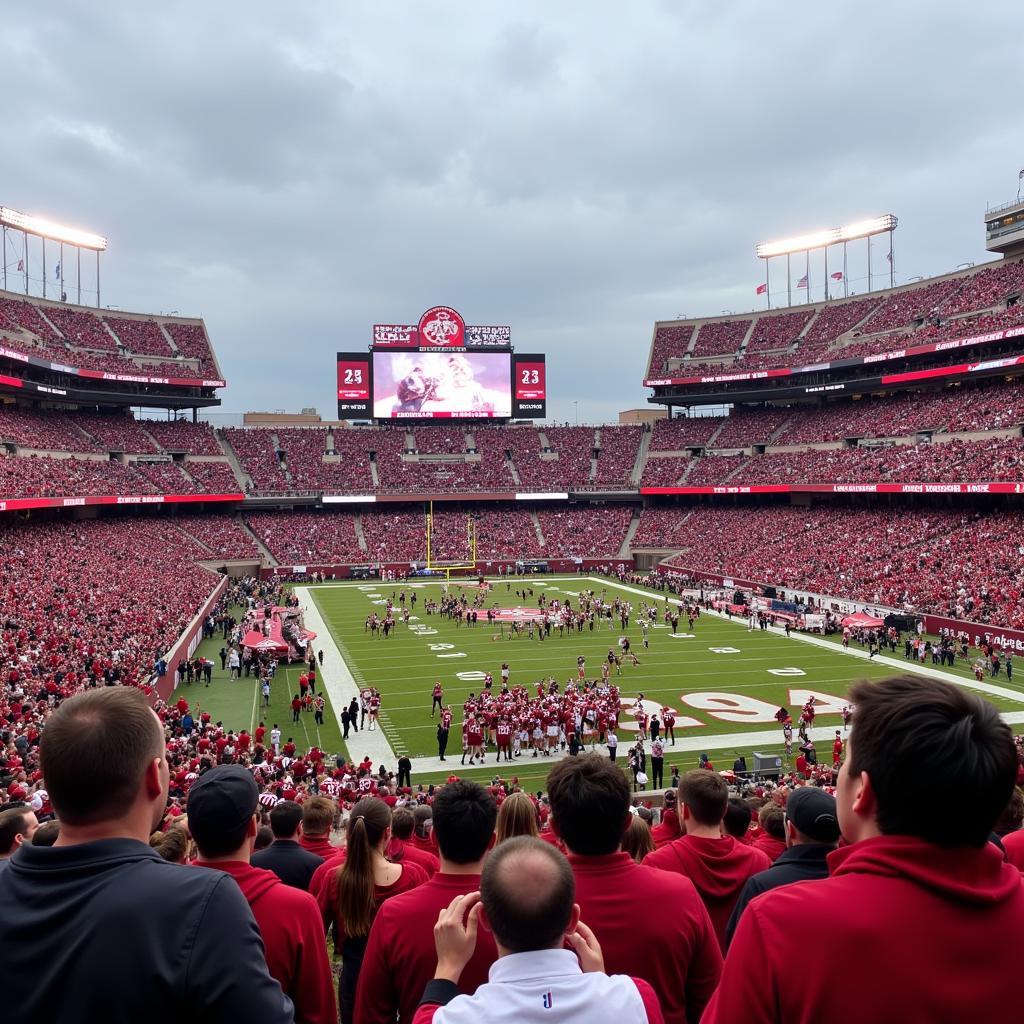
[{"left": 337, "top": 797, "right": 391, "bottom": 938}]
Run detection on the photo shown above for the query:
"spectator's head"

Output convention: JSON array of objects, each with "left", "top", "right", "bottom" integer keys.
[
  {"left": 413, "top": 804, "right": 433, "bottom": 839},
  {"left": 390, "top": 807, "right": 415, "bottom": 840},
  {"left": 546, "top": 754, "right": 630, "bottom": 855},
  {"left": 842, "top": 676, "right": 1016, "bottom": 847},
  {"left": 784, "top": 787, "right": 840, "bottom": 848},
  {"left": 254, "top": 825, "right": 274, "bottom": 852},
  {"left": 995, "top": 788, "right": 1024, "bottom": 838},
  {"left": 40, "top": 688, "right": 168, "bottom": 836},
  {"left": 480, "top": 836, "right": 577, "bottom": 954},
  {"left": 621, "top": 814, "right": 655, "bottom": 863},
  {"left": 0, "top": 804, "right": 39, "bottom": 858},
  {"left": 302, "top": 796, "right": 336, "bottom": 838},
  {"left": 432, "top": 780, "right": 497, "bottom": 864},
  {"left": 149, "top": 826, "right": 190, "bottom": 863},
  {"left": 31, "top": 820, "right": 60, "bottom": 848},
  {"left": 187, "top": 765, "right": 260, "bottom": 860},
  {"left": 268, "top": 799, "right": 303, "bottom": 840},
  {"left": 758, "top": 803, "right": 786, "bottom": 842},
  {"left": 723, "top": 796, "right": 753, "bottom": 840},
  {"left": 496, "top": 791, "right": 538, "bottom": 844},
  {"left": 678, "top": 769, "right": 728, "bottom": 833}
]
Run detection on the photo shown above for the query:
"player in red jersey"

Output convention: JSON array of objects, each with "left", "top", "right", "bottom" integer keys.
[
  {"left": 431, "top": 680, "right": 443, "bottom": 716},
  {"left": 495, "top": 718, "right": 513, "bottom": 762}
]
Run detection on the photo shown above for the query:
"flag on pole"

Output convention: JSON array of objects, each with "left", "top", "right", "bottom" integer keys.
[
  {"left": 756, "top": 283, "right": 767, "bottom": 295},
  {"left": 886, "top": 251, "right": 893, "bottom": 264},
  {"left": 830, "top": 271, "right": 843, "bottom": 281},
  {"left": 796, "top": 275, "right": 808, "bottom": 288},
  {"left": 1018, "top": 168, "right": 1024, "bottom": 180},
  {"left": 55, "top": 263, "right": 61, "bottom": 279},
  {"left": 17, "top": 259, "right": 24, "bottom": 272}
]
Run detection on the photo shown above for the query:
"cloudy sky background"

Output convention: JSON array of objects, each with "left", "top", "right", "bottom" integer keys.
[{"left": 3, "top": 2, "right": 1023, "bottom": 423}]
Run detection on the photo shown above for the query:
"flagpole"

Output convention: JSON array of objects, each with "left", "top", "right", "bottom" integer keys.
[
  {"left": 42, "top": 237, "right": 46, "bottom": 300},
  {"left": 889, "top": 227, "right": 894, "bottom": 288},
  {"left": 867, "top": 236, "right": 872, "bottom": 293},
  {"left": 2, "top": 226, "right": 6, "bottom": 292},
  {"left": 843, "top": 241, "right": 848, "bottom": 298},
  {"left": 96, "top": 250, "right": 101, "bottom": 309},
  {"left": 805, "top": 250, "right": 810, "bottom": 304},
  {"left": 765, "top": 259, "right": 770, "bottom": 309},
  {"left": 824, "top": 245, "right": 829, "bottom": 301},
  {"left": 77, "top": 248, "right": 81, "bottom": 305},
  {"left": 60, "top": 242, "right": 64, "bottom": 301},
  {"left": 787, "top": 253, "right": 792, "bottom": 307},
  {"left": 23, "top": 232, "right": 28, "bottom": 295}
]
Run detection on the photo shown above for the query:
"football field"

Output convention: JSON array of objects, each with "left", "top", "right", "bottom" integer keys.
[{"left": 304, "top": 575, "right": 1024, "bottom": 791}]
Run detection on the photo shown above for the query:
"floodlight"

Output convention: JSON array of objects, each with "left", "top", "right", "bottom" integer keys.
[
  {"left": 757, "top": 215, "right": 896, "bottom": 259},
  {"left": 0, "top": 206, "right": 108, "bottom": 250}
]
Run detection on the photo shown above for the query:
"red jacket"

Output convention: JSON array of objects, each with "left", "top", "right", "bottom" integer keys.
[
  {"left": 196, "top": 860, "right": 335, "bottom": 1024},
  {"left": 354, "top": 872, "right": 498, "bottom": 1024},
  {"left": 568, "top": 851, "right": 721, "bottom": 1024},
  {"left": 650, "top": 809, "right": 682, "bottom": 848},
  {"left": 1003, "top": 828, "right": 1024, "bottom": 871},
  {"left": 752, "top": 833, "right": 787, "bottom": 863},
  {"left": 704, "top": 835, "right": 1024, "bottom": 1024},
  {"left": 387, "top": 837, "right": 440, "bottom": 877},
  {"left": 644, "top": 834, "right": 770, "bottom": 951},
  {"left": 299, "top": 834, "right": 335, "bottom": 860}
]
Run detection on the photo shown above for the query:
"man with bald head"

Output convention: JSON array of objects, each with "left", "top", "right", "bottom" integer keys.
[
  {"left": 0, "top": 687, "right": 293, "bottom": 1024},
  {"left": 415, "top": 835, "right": 665, "bottom": 1023}
]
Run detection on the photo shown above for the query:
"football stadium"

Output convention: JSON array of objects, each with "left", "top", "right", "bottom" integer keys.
[{"left": 3, "top": 5, "right": 1024, "bottom": 1023}]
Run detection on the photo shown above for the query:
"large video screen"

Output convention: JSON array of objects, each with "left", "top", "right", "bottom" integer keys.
[{"left": 372, "top": 350, "right": 512, "bottom": 419}]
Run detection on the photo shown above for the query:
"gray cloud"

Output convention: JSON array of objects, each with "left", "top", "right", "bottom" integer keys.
[{"left": 3, "top": 1, "right": 1023, "bottom": 422}]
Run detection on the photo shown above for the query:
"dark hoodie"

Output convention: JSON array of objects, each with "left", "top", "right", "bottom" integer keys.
[
  {"left": 704, "top": 835, "right": 1024, "bottom": 1024},
  {"left": 644, "top": 833, "right": 770, "bottom": 949},
  {"left": 196, "top": 860, "right": 335, "bottom": 1024},
  {"left": 0, "top": 838, "right": 293, "bottom": 1024}
]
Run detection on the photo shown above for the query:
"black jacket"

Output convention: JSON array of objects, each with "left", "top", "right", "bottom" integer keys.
[
  {"left": 0, "top": 838, "right": 294, "bottom": 1024},
  {"left": 252, "top": 837, "right": 324, "bottom": 891},
  {"left": 725, "top": 842, "right": 834, "bottom": 947}
]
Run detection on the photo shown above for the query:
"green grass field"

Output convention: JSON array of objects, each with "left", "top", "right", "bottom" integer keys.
[{"left": 176, "top": 575, "right": 1024, "bottom": 794}]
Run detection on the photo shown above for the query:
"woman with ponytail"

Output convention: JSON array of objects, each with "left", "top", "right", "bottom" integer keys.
[{"left": 328, "top": 797, "right": 428, "bottom": 1024}]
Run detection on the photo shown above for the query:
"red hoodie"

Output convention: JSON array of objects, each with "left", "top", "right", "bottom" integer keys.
[
  {"left": 644, "top": 834, "right": 770, "bottom": 950},
  {"left": 299, "top": 833, "right": 335, "bottom": 860},
  {"left": 704, "top": 835, "right": 1024, "bottom": 1024},
  {"left": 752, "top": 833, "right": 786, "bottom": 863},
  {"left": 651, "top": 809, "right": 682, "bottom": 849},
  {"left": 1002, "top": 828, "right": 1024, "bottom": 871},
  {"left": 387, "top": 837, "right": 440, "bottom": 877},
  {"left": 197, "top": 860, "right": 336, "bottom": 1024}
]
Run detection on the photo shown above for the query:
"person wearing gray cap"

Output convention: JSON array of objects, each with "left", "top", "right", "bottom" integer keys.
[{"left": 724, "top": 786, "right": 840, "bottom": 947}]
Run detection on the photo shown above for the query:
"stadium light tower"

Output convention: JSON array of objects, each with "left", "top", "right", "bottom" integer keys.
[
  {"left": 755, "top": 214, "right": 897, "bottom": 307},
  {"left": 0, "top": 206, "right": 108, "bottom": 306}
]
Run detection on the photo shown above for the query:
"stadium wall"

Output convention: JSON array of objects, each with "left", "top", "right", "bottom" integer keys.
[
  {"left": 923, "top": 614, "right": 1024, "bottom": 654},
  {"left": 153, "top": 574, "right": 228, "bottom": 703},
  {"left": 259, "top": 558, "right": 634, "bottom": 580}
]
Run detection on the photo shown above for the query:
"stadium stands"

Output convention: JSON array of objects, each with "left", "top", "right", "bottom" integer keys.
[
  {"left": 647, "top": 323, "right": 694, "bottom": 375},
  {"left": 745, "top": 309, "right": 812, "bottom": 352},
  {"left": 143, "top": 419, "right": 223, "bottom": 455},
  {"left": 68, "top": 412, "right": 160, "bottom": 453},
  {"left": 537, "top": 504, "right": 634, "bottom": 557},
  {"left": 691, "top": 318, "right": 751, "bottom": 357},
  {"left": 594, "top": 425, "right": 643, "bottom": 485},
  {"left": 104, "top": 316, "right": 175, "bottom": 357},
  {"left": 223, "top": 428, "right": 292, "bottom": 493}
]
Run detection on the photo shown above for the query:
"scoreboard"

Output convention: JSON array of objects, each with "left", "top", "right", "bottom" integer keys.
[{"left": 338, "top": 306, "right": 546, "bottom": 420}]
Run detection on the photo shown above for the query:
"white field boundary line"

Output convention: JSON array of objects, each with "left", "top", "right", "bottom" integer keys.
[{"left": 294, "top": 586, "right": 401, "bottom": 766}]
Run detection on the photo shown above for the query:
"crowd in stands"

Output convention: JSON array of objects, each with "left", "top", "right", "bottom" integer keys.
[
  {"left": 646, "top": 258, "right": 1024, "bottom": 380},
  {"left": 245, "top": 511, "right": 366, "bottom": 565},
  {"left": 182, "top": 459, "right": 243, "bottom": 493},
  {"left": 0, "top": 454, "right": 153, "bottom": 499},
  {"left": 594, "top": 426, "right": 642, "bottom": 485},
  {"left": 649, "top": 415, "right": 723, "bottom": 450},
  {"left": 161, "top": 322, "right": 220, "bottom": 375},
  {"left": 103, "top": 316, "right": 174, "bottom": 357},
  {"left": 172, "top": 514, "right": 262, "bottom": 559},
  {"left": 639, "top": 454, "right": 690, "bottom": 487},
  {"left": 143, "top": 418, "right": 223, "bottom": 455},
  {"left": 41, "top": 305, "right": 118, "bottom": 352},
  {"left": 68, "top": 411, "right": 159, "bottom": 452},
  {"left": 515, "top": 427, "right": 595, "bottom": 490},
  {"left": 537, "top": 505, "right": 633, "bottom": 558},
  {"left": 0, "top": 406, "right": 101, "bottom": 453},
  {"left": 653, "top": 505, "right": 1024, "bottom": 627},
  {"left": 224, "top": 428, "right": 293, "bottom": 493}
]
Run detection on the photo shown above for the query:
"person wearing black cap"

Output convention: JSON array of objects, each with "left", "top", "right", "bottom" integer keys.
[
  {"left": 189, "top": 764, "right": 336, "bottom": 1024},
  {"left": 724, "top": 785, "right": 840, "bottom": 946}
]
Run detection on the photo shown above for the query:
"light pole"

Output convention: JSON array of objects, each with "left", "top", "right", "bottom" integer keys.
[{"left": 573, "top": 401, "right": 579, "bottom": 425}]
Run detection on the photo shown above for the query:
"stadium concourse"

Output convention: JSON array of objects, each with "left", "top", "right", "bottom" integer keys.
[{"left": 6, "top": 255, "right": 1024, "bottom": 1024}]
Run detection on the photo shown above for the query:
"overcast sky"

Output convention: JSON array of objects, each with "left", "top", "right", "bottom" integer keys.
[{"left": 4, "top": 2, "right": 1023, "bottom": 423}]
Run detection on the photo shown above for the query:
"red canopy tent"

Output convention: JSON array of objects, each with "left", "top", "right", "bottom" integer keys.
[
  {"left": 242, "top": 631, "right": 288, "bottom": 654},
  {"left": 841, "top": 611, "right": 885, "bottom": 629}
]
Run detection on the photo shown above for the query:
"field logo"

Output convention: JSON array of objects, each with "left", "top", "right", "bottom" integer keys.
[
  {"left": 619, "top": 698, "right": 700, "bottom": 733},
  {"left": 418, "top": 306, "right": 465, "bottom": 347}
]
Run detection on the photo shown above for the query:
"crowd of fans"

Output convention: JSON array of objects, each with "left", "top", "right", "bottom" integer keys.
[
  {"left": 143, "top": 418, "right": 223, "bottom": 455},
  {"left": 593, "top": 426, "right": 643, "bottom": 485}
]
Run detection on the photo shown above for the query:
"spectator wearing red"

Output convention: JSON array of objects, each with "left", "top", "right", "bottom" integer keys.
[
  {"left": 644, "top": 769, "right": 770, "bottom": 951},
  {"left": 650, "top": 790, "right": 682, "bottom": 848},
  {"left": 704, "top": 675, "right": 1024, "bottom": 1023},
  {"left": 546, "top": 754, "right": 721, "bottom": 1024},
  {"left": 356, "top": 780, "right": 499, "bottom": 1024},
  {"left": 751, "top": 804, "right": 786, "bottom": 863},
  {"left": 188, "top": 765, "right": 336, "bottom": 1024},
  {"left": 322, "top": 797, "right": 428, "bottom": 1024},
  {"left": 386, "top": 806, "right": 440, "bottom": 877},
  {"left": 299, "top": 795, "right": 337, "bottom": 859}
]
